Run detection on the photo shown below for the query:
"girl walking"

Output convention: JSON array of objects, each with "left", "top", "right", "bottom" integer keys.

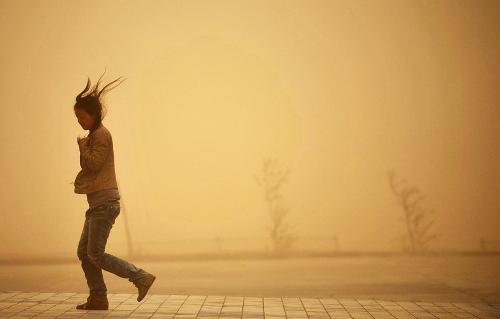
[{"left": 73, "top": 70, "right": 156, "bottom": 310}]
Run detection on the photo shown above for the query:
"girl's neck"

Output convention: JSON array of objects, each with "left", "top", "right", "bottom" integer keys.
[{"left": 89, "top": 122, "right": 102, "bottom": 134}]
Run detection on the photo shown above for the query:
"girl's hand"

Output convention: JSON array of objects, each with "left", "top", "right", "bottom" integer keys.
[
  {"left": 77, "top": 134, "right": 88, "bottom": 149},
  {"left": 77, "top": 132, "right": 87, "bottom": 141}
]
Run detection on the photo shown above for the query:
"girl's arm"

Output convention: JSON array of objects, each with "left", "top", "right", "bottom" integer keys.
[
  {"left": 77, "top": 136, "right": 87, "bottom": 169},
  {"left": 78, "top": 130, "right": 110, "bottom": 172}
]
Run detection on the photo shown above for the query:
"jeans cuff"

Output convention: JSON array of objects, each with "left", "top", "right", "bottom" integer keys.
[
  {"left": 91, "top": 289, "right": 107, "bottom": 296},
  {"left": 129, "top": 269, "right": 149, "bottom": 283}
]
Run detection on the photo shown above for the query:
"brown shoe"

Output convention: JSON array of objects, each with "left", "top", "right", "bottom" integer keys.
[
  {"left": 76, "top": 292, "right": 109, "bottom": 310},
  {"left": 133, "top": 273, "right": 156, "bottom": 302}
]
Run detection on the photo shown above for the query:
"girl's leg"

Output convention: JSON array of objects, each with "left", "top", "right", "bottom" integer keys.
[
  {"left": 77, "top": 212, "right": 107, "bottom": 295},
  {"left": 86, "top": 203, "right": 149, "bottom": 283}
]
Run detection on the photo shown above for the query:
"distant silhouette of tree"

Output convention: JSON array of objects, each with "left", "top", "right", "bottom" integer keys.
[
  {"left": 388, "top": 169, "right": 439, "bottom": 253},
  {"left": 215, "top": 236, "right": 223, "bottom": 253},
  {"left": 254, "top": 156, "right": 297, "bottom": 254},
  {"left": 117, "top": 179, "right": 135, "bottom": 258},
  {"left": 332, "top": 235, "right": 340, "bottom": 251}
]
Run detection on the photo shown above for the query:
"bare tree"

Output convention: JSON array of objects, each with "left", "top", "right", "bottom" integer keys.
[
  {"left": 388, "top": 169, "right": 439, "bottom": 253},
  {"left": 117, "top": 179, "right": 135, "bottom": 258},
  {"left": 254, "top": 156, "right": 297, "bottom": 254},
  {"left": 332, "top": 235, "right": 340, "bottom": 251}
]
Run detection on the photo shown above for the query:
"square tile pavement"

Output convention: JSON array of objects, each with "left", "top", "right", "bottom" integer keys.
[{"left": 0, "top": 291, "right": 499, "bottom": 319}]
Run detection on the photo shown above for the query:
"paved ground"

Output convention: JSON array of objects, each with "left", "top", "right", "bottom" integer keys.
[
  {"left": 1, "top": 291, "right": 499, "bottom": 319},
  {"left": 1, "top": 255, "right": 500, "bottom": 318},
  {"left": 1, "top": 256, "right": 499, "bottom": 304}
]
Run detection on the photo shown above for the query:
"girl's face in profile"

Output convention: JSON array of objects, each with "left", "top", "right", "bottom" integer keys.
[{"left": 74, "top": 107, "right": 95, "bottom": 130}]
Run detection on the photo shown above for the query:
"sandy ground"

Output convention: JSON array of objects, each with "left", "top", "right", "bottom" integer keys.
[{"left": 1, "top": 255, "right": 499, "bottom": 304}]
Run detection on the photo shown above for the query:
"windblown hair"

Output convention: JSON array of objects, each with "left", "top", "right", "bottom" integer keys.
[{"left": 74, "top": 68, "right": 126, "bottom": 132}]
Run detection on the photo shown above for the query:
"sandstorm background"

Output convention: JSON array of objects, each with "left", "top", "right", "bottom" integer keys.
[{"left": 0, "top": 0, "right": 499, "bottom": 259}]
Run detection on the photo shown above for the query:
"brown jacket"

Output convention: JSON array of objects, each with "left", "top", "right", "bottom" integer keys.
[{"left": 74, "top": 123, "right": 118, "bottom": 194}]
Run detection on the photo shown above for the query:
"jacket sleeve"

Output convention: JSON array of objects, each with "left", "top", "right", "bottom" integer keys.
[
  {"left": 79, "top": 130, "right": 110, "bottom": 172},
  {"left": 79, "top": 153, "right": 85, "bottom": 169}
]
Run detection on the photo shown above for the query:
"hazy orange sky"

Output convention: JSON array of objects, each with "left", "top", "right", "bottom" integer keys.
[{"left": 0, "top": 0, "right": 499, "bottom": 257}]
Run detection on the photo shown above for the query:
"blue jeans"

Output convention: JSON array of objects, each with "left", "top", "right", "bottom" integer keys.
[{"left": 77, "top": 199, "right": 148, "bottom": 295}]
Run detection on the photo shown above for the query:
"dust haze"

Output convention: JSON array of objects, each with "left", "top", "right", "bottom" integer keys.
[{"left": 0, "top": 0, "right": 499, "bottom": 260}]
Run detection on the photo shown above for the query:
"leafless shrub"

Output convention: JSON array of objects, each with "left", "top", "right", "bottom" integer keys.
[
  {"left": 388, "top": 169, "right": 440, "bottom": 252},
  {"left": 255, "top": 156, "right": 297, "bottom": 254}
]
